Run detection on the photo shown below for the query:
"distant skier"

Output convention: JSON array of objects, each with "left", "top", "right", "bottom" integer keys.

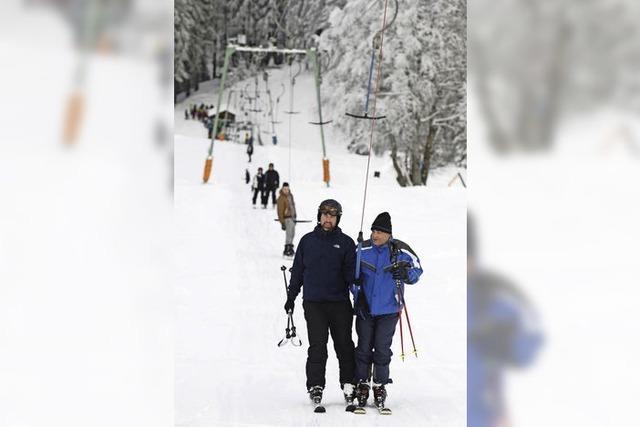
[
  {"left": 264, "top": 163, "right": 279, "bottom": 208},
  {"left": 184, "top": 109, "right": 188, "bottom": 120},
  {"left": 246, "top": 140, "right": 254, "bottom": 163},
  {"left": 244, "top": 169, "right": 250, "bottom": 184},
  {"left": 351, "top": 212, "right": 423, "bottom": 412},
  {"left": 276, "top": 182, "right": 296, "bottom": 257},
  {"left": 251, "top": 167, "right": 267, "bottom": 209},
  {"left": 284, "top": 199, "right": 357, "bottom": 411}
]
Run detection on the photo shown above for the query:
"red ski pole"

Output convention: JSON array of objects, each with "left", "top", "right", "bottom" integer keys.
[
  {"left": 398, "top": 309, "right": 405, "bottom": 361},
  {"left": 401, "top": 297, "right": 418, "bottom": 358}
]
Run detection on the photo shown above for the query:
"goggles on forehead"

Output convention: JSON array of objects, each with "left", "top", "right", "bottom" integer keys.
[{"left": 319, "top": 206, "right": 340, "bottom": 217}]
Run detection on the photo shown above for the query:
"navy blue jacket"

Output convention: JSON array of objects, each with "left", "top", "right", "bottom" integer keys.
[{"left": 289, "top": 225, "right": 356, "bottom": 302}]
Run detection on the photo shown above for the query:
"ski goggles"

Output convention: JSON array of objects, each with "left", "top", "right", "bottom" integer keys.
[{"left": 319, "top": 207, "right": 340, "bottom": 217}]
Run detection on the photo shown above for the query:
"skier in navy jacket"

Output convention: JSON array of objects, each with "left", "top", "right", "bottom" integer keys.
[
  {"left": 351, "top": 212, "right": 423, "bottom": 409},
  {"left": 285, "top": 199, "right": 357, "bottom": 407}
]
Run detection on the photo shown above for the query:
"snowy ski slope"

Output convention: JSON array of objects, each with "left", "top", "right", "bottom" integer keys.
[{"left": 174, "top": 67, "right": 466, "bottom": 426}]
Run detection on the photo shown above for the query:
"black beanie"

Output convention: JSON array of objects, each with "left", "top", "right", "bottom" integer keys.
[{"left": 371, "top": 212, "right": 392, "bottom": 234}]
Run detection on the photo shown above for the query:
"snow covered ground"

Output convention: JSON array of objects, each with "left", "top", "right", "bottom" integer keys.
[
  {"left": 468, "top": 88, "right": 640, "bottom": 426},
  {"left": 174, "top": 67, "right": 466, "bottom": 426}
]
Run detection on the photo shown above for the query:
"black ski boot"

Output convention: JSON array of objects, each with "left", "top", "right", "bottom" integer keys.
[
  {"left": 287, "top": 244, "right": 295, "bottom": 256},
  {"left": 356, "top": 382, "right": 370, "bottom": 407},
  {"left": 342, "top": 383, "right": 356, "bottom": 412},
  {"left": 352, "top": 382, "right": 369, "bottom": 414},
  {"left": 373, "top": 384, "right": 391, "bottom": 414},
  {"left": 308, "top": 385, "right": 325, "bottom": 413},
  {"left": 282, "top": 244, "right": 289, "bottom": 257}
]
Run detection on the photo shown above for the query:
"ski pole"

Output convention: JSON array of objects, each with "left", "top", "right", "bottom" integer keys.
[
  {"left": 280, "top": 265, "right": 289, "bottom": 295},
  {"left": 278, "top": 314, "right": 291, "bottom": 347},
  {"left": 278, "top": 265, "right": 302, "bottom": 347},
  {"left": 401, "top": 296, "right": 418, "bottom": 358},
  {"left": 398, "top": 309, "right": 405, "bottom": 361},
  {"left": 397, "top": 283, "right": 418, "bottom": 358},
  {"left": 289, "top": 312, "right": 302, "bottom": 346}
]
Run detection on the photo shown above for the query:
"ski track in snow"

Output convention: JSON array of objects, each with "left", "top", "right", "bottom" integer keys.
[{"left": 175, "top": 67, "right": 466, "bottom": 426}]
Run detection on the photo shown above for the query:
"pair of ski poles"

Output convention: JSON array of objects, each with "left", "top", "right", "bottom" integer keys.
[
  {"left": 277, "top": 265, "right": 301, "bottom": 347},
  {"left": 388, "top": 261, "right": 418, "bottom": 361}
]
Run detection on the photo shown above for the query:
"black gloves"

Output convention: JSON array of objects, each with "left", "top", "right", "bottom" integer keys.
[
  {"left": 391, "top": 261, "right": 410, "bottom": 282},
  {"left": 354, "top": 290, "right": 370, "bottom": 319},
  {"left": 281, "top": 223, "right": 286, "bottom": 231},
  {"left": 284, "top": 297, "right": 295, "bottom": 313},
  {"left": 353, "top": 276, "right": 363, "bottom": 288}
]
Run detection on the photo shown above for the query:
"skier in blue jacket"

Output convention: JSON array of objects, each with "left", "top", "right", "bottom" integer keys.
[
  {"left": 467, "top": 215, "right": 543, "bottom": 427},
  {"left": 285, "top": 199, "right": 358, "bottom": 409},
  {"left": 351, "top": 212, "right": 423, "bottom": 409}
]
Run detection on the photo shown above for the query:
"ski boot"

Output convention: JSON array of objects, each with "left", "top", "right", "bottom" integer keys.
[
  {"left": 287, "top": 244, "right": 295, "bottom": 257},
  {"left": 372, "top": 383, "right": 391, "bottom": 415},
  {"left": 353, "top": 382, "right": 369, "bottom": 414},
  {"left": 342, "top": 383, "right": 356, "bottom": 412},
  {"left": 308, "top": 385, "right": 325, "bottom": 413},
  {"left": 282, "top": 244, "right": 289, "bottom": 257}
]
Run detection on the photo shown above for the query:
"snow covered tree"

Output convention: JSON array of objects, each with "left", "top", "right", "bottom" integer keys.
[
  {"left": 321, "top": 0, "right": 466, "bottom": 186},
  {"left": 174, "top": 0, "right": 222, "bottom": 98},
  {"left": 174, "top": 0, "right": 192, "bottom": 87},
  {"left": 470, "top": 0, "right": 640, "bottom": 152}
]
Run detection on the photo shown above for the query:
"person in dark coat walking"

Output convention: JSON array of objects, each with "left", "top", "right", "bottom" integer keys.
[
  {"left": 251, "top": 167, "right": 267, "bottom": 208},
  {"left": 246, "top": 140, "right": 254, "bottom": 163},
  {"left": 285, "top": 199, "right": 357, "bottom": 407},
  {"left": 351, "top": 212, "right": 423, "bottom": 409},
  {"left": 264, "top": 163, "right": 279, "bottom": 208}
]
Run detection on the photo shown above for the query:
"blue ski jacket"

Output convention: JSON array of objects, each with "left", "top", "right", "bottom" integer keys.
[
  {"left": 289, "top": 225, "right": 356, "bottom": 303},
  {"left": 467, "top": 270, "right": 544, "bottom": 427},
  {"left": 352, "top": 238, "right": 423, "bottom": 316}
]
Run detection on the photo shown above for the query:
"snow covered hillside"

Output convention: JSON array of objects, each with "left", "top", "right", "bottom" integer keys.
[{"left": 174, "top": 67, "right": 466, "bottom": 426}]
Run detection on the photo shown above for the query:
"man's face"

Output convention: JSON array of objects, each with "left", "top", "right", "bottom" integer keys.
[
  {"left": 269, "top": 165, "right": 274, "bottom": 170},
  {"left": 320, "top": 211, "right": 338, "bottom": 231},
  {"left": 282, "top": 186, "right": 290, "bottom": 195},
  {"left": 371, "top": 229, "right": 391, "bottom": 246}
]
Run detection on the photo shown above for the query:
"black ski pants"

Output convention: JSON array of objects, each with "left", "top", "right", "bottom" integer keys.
[
  {"left": 266, "top": 187, "right": 277, "bottom": 205},
  {"left": 354, "top": 313, "right": 399, "bottom": 385},
  {"left": 252, "top": 188, "right": 267, "bottom": 206},
  {"left": 303, "top": 300, "right": 355, "bottom": 389}
]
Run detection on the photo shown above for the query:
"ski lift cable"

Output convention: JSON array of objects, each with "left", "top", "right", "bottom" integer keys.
[
  {"left": 274, "top": 83, "right": 285, "bottom": 123},
  {"left": 356, "top": 0, "right": 392, "bottom": 275},
  {"left": 288, "top": 62, "right": 293, "bottom": 182},
  {"left": 284, "top": 58, "right": 303, "bottom": 181},
  {"left": 346, "top": 0, "right": 398, "bottom": 121}
]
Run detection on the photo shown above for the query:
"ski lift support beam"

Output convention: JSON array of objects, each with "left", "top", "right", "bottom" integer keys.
[{"left": 203, "top": 44, "right": 331, "bottom": 187}]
